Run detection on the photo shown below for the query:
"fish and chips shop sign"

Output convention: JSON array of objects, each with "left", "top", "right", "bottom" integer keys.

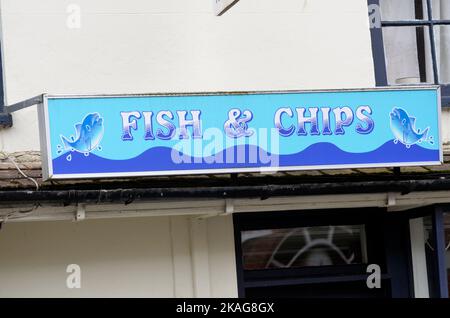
[{"left": 37, "top": 87, "right": 442, "bottom": 180}]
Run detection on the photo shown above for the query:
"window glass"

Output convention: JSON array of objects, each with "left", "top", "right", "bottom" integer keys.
[
  {"left": 435, "top": 25, "right": 450, "bottom": 83},
  {"left": 380, "top": 0, "right": 428, "bottom": 20},
  {"left": 423, "top": 214, "right": 450, "bottom": 297},
  {"left": 444, "top": 213, "right": 450, "bottom": 296},
  {"left": 378, "top": 0, "right": 450, "bottom": 85},
  {"left": 423, "top": 216, "right": 435, "bottom": 258},
  {"left": 241, "top": 225, "right": 366, "bottom": 270},
  {"left": 382, "top": 26, "right": 434, "bottom": 84},
  {"left": 431, "top": 0, "right": 450, "bottom": 20}
]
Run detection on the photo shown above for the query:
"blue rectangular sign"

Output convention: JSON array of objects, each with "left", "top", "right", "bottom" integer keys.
[{"left": 38, "top": 87, "right": 442, "bottom": 179}]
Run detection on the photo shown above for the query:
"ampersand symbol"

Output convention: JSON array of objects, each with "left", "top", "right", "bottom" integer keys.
[{"left": 224, "top": 109, "right": 254, "bottom": 138}]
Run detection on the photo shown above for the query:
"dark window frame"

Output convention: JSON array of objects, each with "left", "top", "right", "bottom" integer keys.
[
  {"left": 0, "top": 36, "right": 12, "bottom": 127},
  {"left": 428, "top": 205, "right": 450, "bottom": 298},
  {"left": 369, "top": 0, "right": 450, "bottom": 106},
  {"left": 233, "top": 208, "right": 414, "bottom": 298}
]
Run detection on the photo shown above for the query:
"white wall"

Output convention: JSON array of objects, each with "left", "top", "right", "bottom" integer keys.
[
  {"left": 0, "top": 215, "right": 237, "bottom": 297},
  {"left": 206, "top": 215, "right": 238, "bottom": 297},
  {"left": 0, "top": 0, "right": 375, "bottom": 152},
  {"left": 0, "top": 0, "right": 377, "bottom": 297}
]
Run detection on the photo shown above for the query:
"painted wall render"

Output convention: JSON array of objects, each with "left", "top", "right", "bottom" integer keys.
[{"left": 0, "top": 0, "right": 398, "bottom": 297}]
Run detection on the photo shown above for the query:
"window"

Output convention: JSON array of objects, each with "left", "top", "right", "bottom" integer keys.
[
  {"left": 0, "top": 31, "right": 11, "bottom": 127},
  {"left": 242, "top": 225, "right": 366, "bottom": 270},
  {"left": 233, "top": 209, "right": 413, "bottom": 298},
  {"left": 444, "top": 213, "right": 450, "bottom": 295},
  {"left": 369, "top": 0, "right": 450, "bottom": 106},
  {"left": 421, "top": 208, "right": 449, "bottom": 298}
]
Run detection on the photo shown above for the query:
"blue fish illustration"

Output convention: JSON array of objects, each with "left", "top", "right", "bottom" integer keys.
[
  {"left": 390, "top": 107, "right": 431, "bottom": 148},
  {"left": 60, "top": 112, "right": 104, "bottom": 154}
]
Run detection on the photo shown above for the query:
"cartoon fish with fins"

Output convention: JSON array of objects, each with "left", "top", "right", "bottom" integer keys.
[
  {"left": 389, "top": 107, "right": 433, "bottom": 148},
  {"left": 60, "top": 112, "right": 104, "bottom": 155}
]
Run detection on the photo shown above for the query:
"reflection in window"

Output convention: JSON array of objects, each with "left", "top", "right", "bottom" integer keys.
[
  {"left": 432, "top": 2, "right": 450, "bottom": 83},
  {"left": 380, "top": 0, "right": 428, "bottom": 21},
  {"left": 382, "top": 26, "right": 433, "bottom": 85},
  {"left": 423, "top": 215, "right": 435, "bottom": 297},
  {"left": 379, "top": 0, "right": 450, "bottom": 84},
  {"left": 424, "top": 214, "right": 450, "bottom": 297},
  {"left": 436, "top": 26, "right": 450, "bottom": 84},
  {"left": 241, "top": 225, "right": 366, "bottom": 270}
]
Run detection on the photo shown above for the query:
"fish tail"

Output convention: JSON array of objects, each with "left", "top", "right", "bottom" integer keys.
[
  {"left": 60, "top": 135, "right": 72, "bottom": 150},
  {"left": 421, "top": 127, "right": 429, "bottom": 141}
]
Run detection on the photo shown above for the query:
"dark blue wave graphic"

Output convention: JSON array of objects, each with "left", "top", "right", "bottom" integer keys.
[{"left": 52, "top": 141, "right": 440, "bottom": 175}]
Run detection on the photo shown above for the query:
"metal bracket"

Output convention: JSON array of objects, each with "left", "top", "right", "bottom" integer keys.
[
  {"left": 387, "top": 192, "right": 397, "bottom": 207},
  {"left": 75, "top": 204, "right": 86, "bottom": 221},
  {"left": 195, "top": 199, "right": 235, "bottom": 220},
  {"left": 225, "top": 199, "right": 234, "bottom": 215},
  {"left": 0, "top": 113, "right": 12, "bottom": 128},
  {"left": 5, "top": 95, "right": 43, "bottom": 113},
  {"left": 0, "top": 94, "right": 44, "bottom": 128}
]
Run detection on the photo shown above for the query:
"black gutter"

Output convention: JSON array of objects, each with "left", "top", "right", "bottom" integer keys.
[{"left": 1, "top": 178, "right": 450, "bottom": 205}]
